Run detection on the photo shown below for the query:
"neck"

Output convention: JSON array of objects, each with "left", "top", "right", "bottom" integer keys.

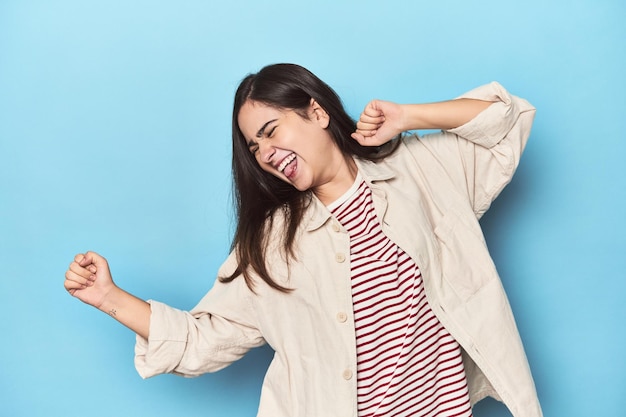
[{"left": 313, "top": 155, "right": 358, "bottom": 205}]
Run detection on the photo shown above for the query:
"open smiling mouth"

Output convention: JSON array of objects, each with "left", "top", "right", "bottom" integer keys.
[{"left": 278, "top": 153, "right": 297, "bottom": 178}]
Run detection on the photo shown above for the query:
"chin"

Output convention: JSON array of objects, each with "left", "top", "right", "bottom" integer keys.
[{"left": 292, "top": 183, "right": 309, "bottom": 192}]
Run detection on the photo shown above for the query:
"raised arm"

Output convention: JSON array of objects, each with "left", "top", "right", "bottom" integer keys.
[
  {"left": 353, "top": 82, "right": 535, "bottom": 216},
  {"left": 351, "top": 98, "right": 493, "bottom": 146},
  {"left": 65, "top": 251, "right": 151, "bottom": 339}
]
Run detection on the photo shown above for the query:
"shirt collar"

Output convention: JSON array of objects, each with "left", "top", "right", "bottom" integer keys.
[{"left": 304, "top": 157, "right": 396, "bottom": 231}]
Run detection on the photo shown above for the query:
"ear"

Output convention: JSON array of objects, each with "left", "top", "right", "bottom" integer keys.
[{"left": 309, "top": 98, "right": 330, "bottom": 129}]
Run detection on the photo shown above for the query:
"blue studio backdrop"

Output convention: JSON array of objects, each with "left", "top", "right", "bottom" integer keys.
[{"left": 1, "top": 1, "right": 624, "bottom": 416}]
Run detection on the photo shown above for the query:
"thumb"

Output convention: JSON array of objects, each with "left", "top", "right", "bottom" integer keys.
[
  {"left": 78, "top": 251, "right": 106, "bottom": 268},
  {"left": 76, "top": 252, "right": 90, "bottom": 267}
]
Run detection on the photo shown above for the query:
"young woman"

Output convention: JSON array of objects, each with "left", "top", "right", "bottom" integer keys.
[{"left": 64, "top": 64, "right": 541, "bottom": 417}]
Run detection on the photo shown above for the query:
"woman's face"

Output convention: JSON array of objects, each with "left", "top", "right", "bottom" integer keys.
[{"left": 237, "top": 99, "right": 351, "bottom": 197}]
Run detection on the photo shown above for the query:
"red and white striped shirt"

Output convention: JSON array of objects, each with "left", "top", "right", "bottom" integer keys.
[{"left": 329, "top": 177, "right": 473, "bottom": 417}]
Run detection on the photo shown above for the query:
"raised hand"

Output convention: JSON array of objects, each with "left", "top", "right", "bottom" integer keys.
[
  {"left": 64, "top": 251, "right": 151, "bottom": 338},
  {"left": 351, "top": 98, "right": 494, "bottom": 148},
  {"left": 351, "top": 99, "right": 406, "bottom": 147},
  {"left": 64, "top": 251, "right": 116, "bottom": 309}
]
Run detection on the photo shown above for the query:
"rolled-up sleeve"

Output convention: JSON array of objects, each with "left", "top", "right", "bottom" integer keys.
[
  {"left": 134, "top": 255, "right": 265, "bottom": 379},
  {"left": 414, "top": 82, "right": 536, "bottom": 218}
]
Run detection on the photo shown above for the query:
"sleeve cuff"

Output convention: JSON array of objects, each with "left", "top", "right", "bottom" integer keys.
[
  {"left": 134, "top": 300, "right": 188, "bottom": 379},
  {"left": 447, "top": 81, "right": 525, "bottom": 149}
]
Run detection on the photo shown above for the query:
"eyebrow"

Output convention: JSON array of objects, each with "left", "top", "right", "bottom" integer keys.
[{"left": 256, "top": 119, "right": 278, "bottom": 138}]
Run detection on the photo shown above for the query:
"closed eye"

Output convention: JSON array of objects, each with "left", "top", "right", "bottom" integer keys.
[
  {"left": 248, "top": 123, "right": 277, "bottom": 155},
  {"left": 247, "top": 140, "right": 259, "bottom": 154}
]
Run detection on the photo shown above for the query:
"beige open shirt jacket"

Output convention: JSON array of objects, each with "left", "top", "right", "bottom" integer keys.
[{"left": 135, "top": 82, "right": 542, "bottom": 417}]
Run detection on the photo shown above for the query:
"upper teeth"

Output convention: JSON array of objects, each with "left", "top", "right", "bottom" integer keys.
[{"left": 278, "top": 154, "right": 296, "bottom": 172}]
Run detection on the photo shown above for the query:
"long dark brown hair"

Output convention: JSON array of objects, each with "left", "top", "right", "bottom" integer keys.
[{"left": 221, "top": 63, "right": 399, "bottom": 291}]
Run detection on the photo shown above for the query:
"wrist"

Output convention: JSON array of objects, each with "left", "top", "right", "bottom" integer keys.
[
  {"left": 95, "top": 286, "right": 151, "bottom": 338},
  {"left": 96, "top": 285, "right": 123, "bottom": 316},
  {"left": 400, "top": 104, "right": 426, "bottom": 131}
]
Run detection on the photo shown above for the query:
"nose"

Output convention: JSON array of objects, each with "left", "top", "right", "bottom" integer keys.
[{"left": 257, "top": 138, "right": 275, "bottom": 164}]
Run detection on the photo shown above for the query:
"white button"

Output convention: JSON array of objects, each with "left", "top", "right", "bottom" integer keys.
[
  {"left": 336, "top": 312, "right": 347, "bottom": 323},
  {"left": 332, "top": 223, "right": 341, "bottom": 232},
  {"left": 335, "top": 253, "right": 346, "bottom": 263},
  {"left": 342, "top": 369, "right": 353, "bottom": 380}
]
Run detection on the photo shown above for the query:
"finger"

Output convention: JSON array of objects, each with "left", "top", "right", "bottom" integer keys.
[
  {"left": 351, "top": 131, "right": 378, "bottom": 145},
  {"left": 358, "top": 119, "right": 383, "bottom": 130},
  {"left": 362, "top": 101, "right": 384, "bottom": 117},
  {"left": 351, "top": 132, "right": 365, "bottom": 144},
  {"left": 65, "top": 269, "right": 94, "bottom": 287},
  {"left": 76, "top": 252, "right": 92, "bottom": 267},
  {"left": 83, "top": 251, "right": 109, "bottom": 270},
  {"left": 359, "top": 113, "right": 385, "bottom": 125},
  {"left": 356, "top": 120, "right": 381, "bottom": 132},
  {"left": 68, "top": 261, "right": 96, "bottom": 281},
  {"left": 65, "top": 278, "right": 88, "bottom": 292},
  {"left": 75, "top": 253, "right": 100, "bottom": 275},
  {"left": 65, "top": 268, "right": 94, "bottom": 287},
  {"left": 355, "top": 127, "right": 377, "bottom": 137},
  {"left": 63, "top": 271, "right": 93, "bottom": 291}
]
